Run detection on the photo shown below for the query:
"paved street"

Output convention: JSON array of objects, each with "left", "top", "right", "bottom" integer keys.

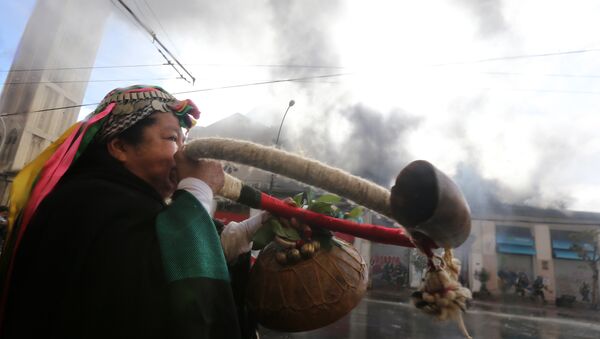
[{"left": 260, "top": 297, "right": 600, "bottom": 339}]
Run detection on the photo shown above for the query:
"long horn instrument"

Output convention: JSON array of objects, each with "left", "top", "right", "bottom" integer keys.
[{"left": 185, "top": 137, "right": 471, "bottom": 249}]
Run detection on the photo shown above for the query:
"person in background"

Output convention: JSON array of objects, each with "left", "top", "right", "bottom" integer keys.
[
  {"left": 580, "top": 281, "right": 591, "bottom": 302},
  {"left": 0, "top": 85, "right": 267, "bottom": 339},
  {"left": 530, "top": 275, "right": 548, "bottom": 304},
  {"left": 515, "top": 271, "right": 530, "bottom": 297}
]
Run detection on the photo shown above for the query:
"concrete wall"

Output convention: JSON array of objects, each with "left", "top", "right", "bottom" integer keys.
[
  {"left": 533, "top": 224, "right": 556, "bottom": 301},
  {"left": 554, "top": 259, "right": 593, "bottom": 300},
  {"left": 469, "top": 220, "right": 498, "bottom": 292}
]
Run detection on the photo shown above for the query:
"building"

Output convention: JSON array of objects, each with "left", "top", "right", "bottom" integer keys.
[
  {"left": 468, "top": 204, "right": 600, "bottom": 302},
  {"left": 0, "top": 0, "right": 109, "bottom": 203}
]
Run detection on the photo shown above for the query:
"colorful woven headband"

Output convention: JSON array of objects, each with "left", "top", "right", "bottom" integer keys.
[{"left": 93, "top": 85, "right": 201, "bottom": 141}]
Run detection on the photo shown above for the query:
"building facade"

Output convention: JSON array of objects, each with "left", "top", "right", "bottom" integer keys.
[
  {"left": 467, "top": 206, "right": 600, "bottom": 303},
  {"left": 0, "top": 0, "right": 109, "bottom": 203}
]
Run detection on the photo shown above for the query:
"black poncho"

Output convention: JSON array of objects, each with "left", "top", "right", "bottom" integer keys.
[{"left": 2, "top": 146, "right": 242, "bottom": 339}]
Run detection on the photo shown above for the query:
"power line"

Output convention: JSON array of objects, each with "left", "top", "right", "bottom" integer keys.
[
  {"left": 0, "top": 72, "right": 354, "bottom": 118},
  {"left": 3, "top": 48, "right": 600, "bottom": 74},
  {"left": 481, "top": 71, "right": 600, "bottom": 79},
  {"left": 142, "top": 0, "right": 182, "bottom": 58},
  {"left": 0, "top": 77, "right": 178, "bottom": 86},
  {"left": 116, "top": 0, "right": 195, "bottom": 84},
  {"left": 0, "top": 63, "right": 347, "bottom": 73},
  {"left": 188, "top": 63, "right": 347, "bottom": 70},
  {"left": 0, "top": 103, "right": 99, "bottom": 118},
  {"left": 5, "top": 72, "right": 600, "bottom": 118},
  {"left": 478, "top": 87, "right": 600, "bottom": 95},
  {"left": 432, "top": 48, "right": 600, "bottom": 66},
  {"left": 0, "top": 63, "right": 168, "bottom": 73},
  {"left": 172, "top": 72, "right": 354, "bottom": 94},
  {"left": 110, "top": 0, "right": 152, "bottom": 41}
]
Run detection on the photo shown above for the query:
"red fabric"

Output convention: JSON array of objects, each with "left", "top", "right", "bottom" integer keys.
[
  {"left": 260, "top": 193, "right": 416, "bottom": 247},
  {"left": 20, "top": 103, "right": 116, "bottom": 233}
]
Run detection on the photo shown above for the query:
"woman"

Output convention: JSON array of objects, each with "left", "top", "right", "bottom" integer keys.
[{"left": 0, "top": 85, "right": 264, "bottom": 338}]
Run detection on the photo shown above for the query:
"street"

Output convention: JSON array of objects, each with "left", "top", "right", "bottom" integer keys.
[{"left": 260, "top": 297, "right": 600, "bottom": 339}]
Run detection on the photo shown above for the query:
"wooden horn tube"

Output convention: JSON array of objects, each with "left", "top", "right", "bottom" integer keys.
[
  {"left": 185, "top": 137, "right": 470, "bottom": 249},
  {"left": 185, "top": 138, "right": 392, "bottom": 218}
]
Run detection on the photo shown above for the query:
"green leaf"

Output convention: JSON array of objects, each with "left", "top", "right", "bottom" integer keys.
[
  {"left": 305, "top": 191, "right": 314, "bottom": 205},
  {"left": 314, "top": 194, "right": 341, "bottom": 204},
  {"left": 292, "top": 192, "right": 304, "bottom": 207},
  {"left": 271, "top": 218, "right": 301, "bottom": 241},
  {"left": 252, "top": 219, "right": 275, "bottom": 250},
  {"left": 347, "top": 206, "right": 364, "bottom": 219},
  {"left": 308, "top": 201, "right": 334, "bottom": 215}
]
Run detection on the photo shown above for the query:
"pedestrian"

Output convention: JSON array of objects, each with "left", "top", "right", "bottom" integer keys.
[
  {"left": 0, "top": 85, "right": 267, "bottom": 339},
  {"left": 531, "top": 276, "right": 548, "bottom": 304},
  {"left": 580, "top": 282, "right": 591, "bottom": 302},
  {"left": 515, "top": 271, "right": 530, "bottom": 297}
]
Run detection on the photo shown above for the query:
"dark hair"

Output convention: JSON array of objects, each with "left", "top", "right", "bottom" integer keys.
[{"left": 111, "top": 115, "right": 157, "bottom": 146}]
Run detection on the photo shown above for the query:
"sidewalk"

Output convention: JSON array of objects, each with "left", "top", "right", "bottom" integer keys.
[
  {"left": 367, "top": 288, "right": 600, "bottom": 323},
  {"left": 472, "top": 296, "right": 600, "bottom": 323}
]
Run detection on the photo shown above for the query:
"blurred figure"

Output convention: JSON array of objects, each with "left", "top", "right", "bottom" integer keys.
[
  {"left": 530, "top": 276, "right": 548, "bottom": 304},
  {"left": 515, "top": 272, "right": 530, "bottom": 297},
  {"left": 580, "top": 282, "right": 591, "bottom": 302},
  {"left": 498, "top": 269, "right": 517, "bottom": 293}
]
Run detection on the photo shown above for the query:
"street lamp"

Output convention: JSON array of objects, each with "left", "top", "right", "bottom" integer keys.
[
  {"left": 274, "top": 100, "right": 295, "bottom": 147},
  {"left": 269, "top": 99, "right": 295, "bottom": 194}
]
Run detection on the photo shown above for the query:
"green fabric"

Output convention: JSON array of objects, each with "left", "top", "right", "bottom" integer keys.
[{"left": 156, "top": 190, "right": 230, "bottom": 282}]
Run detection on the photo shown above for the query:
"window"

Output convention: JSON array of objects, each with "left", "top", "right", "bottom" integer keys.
[
  {"left": 496, "top": 225, "right": 536, "bottom": 255},
  {"left": 551, "top": 230, "right": 596, "bottom": 261}
]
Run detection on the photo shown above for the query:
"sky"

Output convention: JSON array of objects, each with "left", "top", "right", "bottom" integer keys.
[{"left": 2, "top": 0, "right": 600, "bottom": 213}]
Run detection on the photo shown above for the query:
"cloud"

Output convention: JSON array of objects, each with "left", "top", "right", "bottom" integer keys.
[
  {"left": 454, "top": 0, "right": 510, "bottom": 38},
  {"left": 288, "top": 103, "right": 421, "bottom": 187}
]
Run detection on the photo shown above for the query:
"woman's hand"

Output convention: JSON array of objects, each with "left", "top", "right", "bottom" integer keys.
[{"left": 175, "top": 147, "right": 224, "bottom": 194}]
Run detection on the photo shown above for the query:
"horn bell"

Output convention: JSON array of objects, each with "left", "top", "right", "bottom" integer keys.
[{"left": 390, "top": 160, "right": 471, "bottom": 248}]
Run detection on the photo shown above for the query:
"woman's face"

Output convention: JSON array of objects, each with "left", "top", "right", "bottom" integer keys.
[{"left": 117, "top": 112, "right": 184, "bottom": 199}]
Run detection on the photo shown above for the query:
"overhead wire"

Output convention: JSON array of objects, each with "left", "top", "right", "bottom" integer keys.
[
  {"left": 6, "top": 67, "right": 600, "bottom": 87},
  {"left": 142, "top": 0, "right": 182, "bottom": 58},
  {"left": 0, "top": 103, "right": 99, "bottom": 118},
  {"left": 481, "top": 71, "right": 600, "bottom": 79},
  {"left": 5, "top": 68, "right": 600, "bottom": 118},
  {"left": 0, "top": 72, "right": 353, "bottom": 118},
  {"left": 171, "top": 72, "right": 354, "bottom": 94},
  {"left": 116, "top": 0, "right": 195, "bottom": 84},
  {"left": 431, "top": 48, "right": 600, "bottom": 66},
  {"left": 109, "top": 0, "right": 152, "bottom": 41},
  {"left": 0, "top": 63, "right": 168, "bottom": 73},
  {"left": 3, "top": 47, "right": 600, "bottom": 74},
  {"left": 0, "top": 77, "right": 179, "bottom": 86},
  {"left": 0, "top": 63, "right": 346, "bottom": 73},
  {"left": 3, "top": 46, "right": 600, "bottom": 117}
]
